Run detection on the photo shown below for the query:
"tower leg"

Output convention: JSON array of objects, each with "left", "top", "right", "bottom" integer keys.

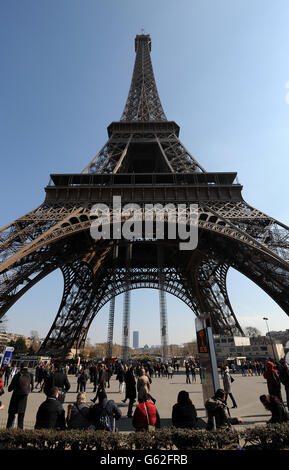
[
  {"left": 122, "top": 290, "right": 131, "bottom": 363},
  {"left": 158, "top": 246, "right": 169, "bottom": 362},
  {"left": 106, "top": 297, "right": 116, "bottom": 359},
  {"left": 122, "top": 245, "right": 132, "bottom": 363}
]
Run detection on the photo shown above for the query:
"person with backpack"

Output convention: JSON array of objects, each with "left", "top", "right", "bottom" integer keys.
[
  {"left": 89, "top": 390, "right": 122, "bottom": 431},
  {"left": 6, "top": 362, "right": 34, "bottom": 429},
  {"left": 77, "top": 369, "right": 88, "bottom": 393},
  {"left": 66, "top": 392, "right": 90, "bottom": 429},
  {"left": 263, "top": 361, "right": 282, "bottom": 401},
  {"left": 44, "top": 362, "right": 70, "bottom": 403}
]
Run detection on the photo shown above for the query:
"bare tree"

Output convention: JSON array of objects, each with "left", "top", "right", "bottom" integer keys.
[
  {"left": 244, "top": 326, "right": 261, "bottom": 337},
  {"left": 0, "top": 315, "right": 8, "bottom": 332}
]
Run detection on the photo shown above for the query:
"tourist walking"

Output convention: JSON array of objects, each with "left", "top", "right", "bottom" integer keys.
[
  {"left": 185, "top": 363, "right": 191, "bottom": 384},
  {"left": 4, "top": 364, "right": 11, "bottom": 387},
  {"left": 123, "top": 366, "right": 137, "bottom": 418},
  {"left": 167, "top": 364, "right": 173, "bottom": 379},
  {"left": 66, "top": 392, "right": 90, "bottom": 429},
  {"left": 44, "top": 362, "right": 70, "bottom": 403},
  {"left": 77, "top": 369, "right": 88, "bottom": 392},
  {"left": 116, "top": 365, "right": 126, "bottom": 394},
  {"left": 6, "top": 362, "right": 34, "bottom": 429},
  {"left": 35, "top": 386, "right": 66, "bottom": 430},
  {"left": 91, "top": 364, "right": 106, "bottom": 403},
  {"left": 89, "top": 390, "right": 122, "bottom": 431},
  {"left": 222, "top": 365, "right": 237, "bottom": 408},
  {"left": 172, "top": 390, "right": 198, "bottom": 429},
  {"left": 137, "top": 368, "right": 156, "bottom": 403},
  {"left": 190, "top": 365, "right": 196, "bottom": 382},
  {"left": 132, "top": 390, "right": 160, "bottom": 432}
]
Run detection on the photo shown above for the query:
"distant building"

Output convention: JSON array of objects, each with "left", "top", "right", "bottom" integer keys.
[
  {"left": 133, "top": 331, "right": 139, "bottom": 349},
  {"left": 213, "top": 335, "right": 285, "bottom": 364},
  {"left": 266, "top": 329, "right": 289, "bottom": 346}
]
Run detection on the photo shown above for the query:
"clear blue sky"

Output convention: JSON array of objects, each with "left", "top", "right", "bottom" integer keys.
[{"left": 1, "top": 0, "right": 289, "bottom": 346}]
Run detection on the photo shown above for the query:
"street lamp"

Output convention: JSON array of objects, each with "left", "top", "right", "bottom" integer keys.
[{"left": 263, "top": 317, "right": 277, "bottom": 364}]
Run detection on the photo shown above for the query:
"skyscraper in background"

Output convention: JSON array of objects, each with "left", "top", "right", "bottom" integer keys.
[{"left": 133, "top": 331, "right": 139, "bottom": 349}]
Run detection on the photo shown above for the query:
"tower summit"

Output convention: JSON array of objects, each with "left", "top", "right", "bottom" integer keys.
[
  {"left": 82, "top": 34, "right": 205, "bottom": 174},
  {"left": 121, "top": 34, "right": 167, "bottom": 122}
]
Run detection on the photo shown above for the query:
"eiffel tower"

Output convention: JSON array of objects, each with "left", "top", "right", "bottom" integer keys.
[{"left": 1, "top": 33, "right": 289, "bottom": 358}]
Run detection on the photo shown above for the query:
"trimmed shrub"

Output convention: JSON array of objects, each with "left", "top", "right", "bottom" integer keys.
[{"left": 0, "top": 424, "right": 288, "bottom": 451}]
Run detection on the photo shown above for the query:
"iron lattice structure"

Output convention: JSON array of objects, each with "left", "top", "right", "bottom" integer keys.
[{"left": 1, "top": 34, "right": 289, "bottom": 358}]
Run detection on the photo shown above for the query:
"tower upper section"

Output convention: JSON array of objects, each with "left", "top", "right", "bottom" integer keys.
[{"left": 120, "top": 34, "right": 167, "bottom": 122}]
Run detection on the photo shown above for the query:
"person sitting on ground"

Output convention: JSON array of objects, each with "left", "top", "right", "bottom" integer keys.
[
  {"left": 35, "top": 386, "right": 66, "bottom": 430},
  {"left": 66, "top": 392, "right": 91, "bottom": 429},
  {"left": 205, "top": 388, "right": 243, "bottom": 431},
  {"left": 172, "top": 390, "right": 198, "bottom": 429},
  {"left": 89, "top": 390, "right": 121, "bottom": 431},
  {"left": 259, "top": 394, "right": 289, "bottom": 424},
  {"left": 132, "top": 390, "right": 161, "bottom": 432}
]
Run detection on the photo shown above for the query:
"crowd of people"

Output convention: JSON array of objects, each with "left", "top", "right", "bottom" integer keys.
[{"left": 0, "top": 356, "right": 288, "bottom": 432}]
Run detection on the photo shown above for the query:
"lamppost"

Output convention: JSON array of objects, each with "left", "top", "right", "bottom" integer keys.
[{"left": 263, "top": 317, "right": 277, "bottom": 364}]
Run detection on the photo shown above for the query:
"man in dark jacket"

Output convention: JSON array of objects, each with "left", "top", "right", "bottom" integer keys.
[
  {"left": 6, "top": 362, "right": 34, "bottom": 429},
  {"left": 123, "top": 366, "right": 137, "bottom": 418},
  {"left": 35, "top": 386, "right": 66, "bottom": 430},
  {"left": 279, "top": 359, "right": 289, "bottom": 409},
  {"left": 89, "top": 391, "right": 122, "bottom": 431},
  {"left": 205, "top": 389, "right": 243, "bottom": 430},
  {"left": 44, "top": 362, "right": 70, "bottom": 403}
]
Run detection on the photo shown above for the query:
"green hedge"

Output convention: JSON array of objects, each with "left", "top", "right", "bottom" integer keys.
[{"left": 0, "top": 425, "right": 288, "bottom": 451}]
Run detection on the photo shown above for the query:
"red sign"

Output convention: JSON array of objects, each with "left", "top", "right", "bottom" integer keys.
[{"left": 197, "top": 328, "right": 209, "bottom": 353}]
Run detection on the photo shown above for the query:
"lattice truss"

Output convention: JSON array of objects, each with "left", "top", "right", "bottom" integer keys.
[
  {"left": 1, "top": 200, "right": 289, "bottom": 327},
  {"left": 121, "top": 34, "right": 167, "bottom": 122},
  {"left": 82, "top": 131, "right": 204, "bottom": 174},
  {"left": 39, "top": 256, "right": 239, "bottom": 354}
]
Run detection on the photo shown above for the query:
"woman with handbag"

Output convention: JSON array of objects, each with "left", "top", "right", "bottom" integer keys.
[
  {"left": 132, "top": 390, "right": 161, "bottom": 432},
  {"left": 222, "top": 365, "right": 238, "bottom": 408}
]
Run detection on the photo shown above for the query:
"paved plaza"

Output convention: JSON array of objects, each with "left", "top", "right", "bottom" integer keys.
[{"left": 0, "top": 368, "right": 279, "bottom": 431}]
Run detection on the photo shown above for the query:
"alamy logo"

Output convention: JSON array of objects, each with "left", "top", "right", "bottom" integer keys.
[{"left": 90, "top": 196, "right": 198, "bottom": 250}]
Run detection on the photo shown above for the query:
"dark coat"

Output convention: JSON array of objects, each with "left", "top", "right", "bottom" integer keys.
[
  {"left": 35, "top": 397, "right": 66, "bottom": 430},
  {"left": 267, "top": 400, "right": 289, "bottom": 424},
  {"left": 44, "top": 370, "right": 70, "bottom": 395},
  {"left": 67, "top": 403, "right": 90, "bottom": 429},
  {"left": 172, "top": 403, "right": 198, "bottom": 429},
  {"left": 205, "top": 397, "right": 238, "bottom": 430},
  {"left": 8, "top": 369, "right": 34, "bottom": 415},
  {"left": 125, "top": 371, "right": 137, "bottom": 399},
  {"left": 279, "top": 365, "right": 289, "bottom": 387},
  {"left": 89, "top": 398, "right": 122, "bottom": 428}
]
